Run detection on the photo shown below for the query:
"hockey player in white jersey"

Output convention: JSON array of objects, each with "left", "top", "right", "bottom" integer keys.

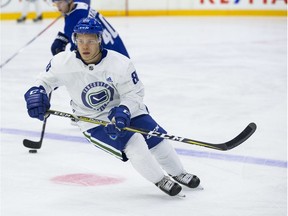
[{"left": 24, "top": 17, "right": 200, "bottom": 196}]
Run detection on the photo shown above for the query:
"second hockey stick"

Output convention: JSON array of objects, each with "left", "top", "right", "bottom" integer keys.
[
  {"left": 38, "top": 109, "right": 256, "bottom": 151},
  {"left": 0, "top": 15, "right": 62, "bottom": 69}
]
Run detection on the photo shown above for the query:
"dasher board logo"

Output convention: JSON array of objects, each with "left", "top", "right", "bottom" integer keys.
[
  {"left": 81, "top": 81, "right": 114, "bottom": 111},
  {"left": 199, "top": 0, "right": 287, "bottom": 5}
]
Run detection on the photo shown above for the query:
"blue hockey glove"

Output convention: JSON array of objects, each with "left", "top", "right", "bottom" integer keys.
[
  {"left": 24, "top": 86, "right": 50, "bottom": 121},
  {"left": 51, "top": 32, "right": 69, "bottom": 56},
  {"left": 104, "top": 106, "right": 131, "bottom": 139},
  {"left": 104, "top": 123, "right": 123, "bottom": 140},
  {"left": 108, "top": 105, "right": 131, "bottom": 129}
]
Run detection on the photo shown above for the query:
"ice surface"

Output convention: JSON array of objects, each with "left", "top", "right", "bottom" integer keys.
[{"left": 0, "top": 16, "right": 287, "bottom": 216}]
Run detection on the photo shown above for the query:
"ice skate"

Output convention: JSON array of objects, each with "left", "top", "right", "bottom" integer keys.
[
  {"left": 17, "top": 16, "right": 26, "bottom": 23},
  {"left": 172, "top": 173, "right": 200, "bottom": 188},
  {"left": 155, "top": 176, "right": 182, "bottom": 196},
  {"left": 33, "top": 15, "right": 43, "bottom": 22}
]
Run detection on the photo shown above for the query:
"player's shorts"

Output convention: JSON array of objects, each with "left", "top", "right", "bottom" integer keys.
[{"left": 83, "top": 114, "right": 166, "bottom": 161}]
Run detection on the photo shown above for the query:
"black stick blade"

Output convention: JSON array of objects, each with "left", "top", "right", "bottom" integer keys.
[
  {"left": 23, "top": 101, "right": 50, "bottom": 150},
  {"left": 183, "top": 122, "right": 257, "bottom": 151},
  {"left": 23, "top": 139, "right": 42, "bottom": 149},
  {"left": 222, "top": 122, "right": 257, "bottom": 150}
]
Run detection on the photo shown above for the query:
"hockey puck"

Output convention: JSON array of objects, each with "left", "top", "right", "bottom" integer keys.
[{"left": 29, "top": 149, "right": 37, "bottom": 153}]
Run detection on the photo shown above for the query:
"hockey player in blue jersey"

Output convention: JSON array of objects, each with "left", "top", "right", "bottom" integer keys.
[
  {"left": 24, "top": 18, "right": 200, "bottom": 197},
  {"left": 51, "top": 0, "right": 129, "bottom": 58}
]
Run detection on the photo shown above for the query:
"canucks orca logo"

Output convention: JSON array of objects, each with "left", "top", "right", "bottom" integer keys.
[
  {"left": 81, "top": 82, "right": 114, "bottom": 111},
  {"left": 88, "top": 90, "right": 109, "bottom": 105}
]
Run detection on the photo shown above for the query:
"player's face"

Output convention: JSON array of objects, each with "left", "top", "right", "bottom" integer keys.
[
  {"left": 53, "top": 0, "right": 72, "bottom": 14},
  {"left": 76, "top": 34, "right": 102, "bottom": 64}
]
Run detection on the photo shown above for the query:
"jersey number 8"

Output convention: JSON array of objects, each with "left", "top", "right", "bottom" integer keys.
[{"left": 131, "top": 71, "right": 139, "bottom": 84}]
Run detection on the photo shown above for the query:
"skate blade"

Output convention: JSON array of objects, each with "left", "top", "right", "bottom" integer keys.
[
  {"left": 196, "top": 184, "right": 204, "bottom": 190},
  {"left": 176, "top": 192, "right": 186, "bottom": 198}
]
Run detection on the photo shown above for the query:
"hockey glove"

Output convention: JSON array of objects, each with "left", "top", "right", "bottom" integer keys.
[
  {"left": 104, "top": 106, "right": 131, "bottom": 139},
  {"left": 104, "top": 123, "right": 123, "bottom": 140},
  {"left": 51, "top": 32, "right": 69, "bottom": 56},
  {"left": 24, "top": 86, "right": 50, "bottom": 121}
]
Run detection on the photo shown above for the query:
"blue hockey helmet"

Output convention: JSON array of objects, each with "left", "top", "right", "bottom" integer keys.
[
  {"left": 73, "top": 18, "right": 103, "bottom": 46},
  {"left": 73, "top": 17, "right": 103, "bottom": 35}
]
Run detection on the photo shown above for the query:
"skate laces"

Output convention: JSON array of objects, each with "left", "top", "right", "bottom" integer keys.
[
  {"left": 172, "top": 172, "right": 200, "bottom": 188},
  {"left": 156, "top": 176, "right": 183, "bottom": 196},
  {"left": 174, "top": 173, "right": 193, "bottom": 184},
  {"left": 157, "top": 176, "right": 175, "bottom": 191}
]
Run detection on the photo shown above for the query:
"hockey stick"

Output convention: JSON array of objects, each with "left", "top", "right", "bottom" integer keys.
[
  {"left": 23, "top": 92, "right": 52, "bottom": 149},
  {"left": 1, "top": 0, "right": 11, "bottom": 8},
  {"left": 0, "top": 15, "right": 62, "bottom": 69},
  {"left": 43, "top": 109, "right": 256, "bottom": 151}
]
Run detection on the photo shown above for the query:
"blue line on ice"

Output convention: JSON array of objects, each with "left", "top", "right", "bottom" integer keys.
[{"left": 1, "top": 127, "right": 287, "bottom": 169}]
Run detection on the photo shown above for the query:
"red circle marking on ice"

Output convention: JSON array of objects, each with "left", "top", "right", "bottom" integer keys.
[{"left": 51, "top": 174, "right": 125, "bottom": 186}]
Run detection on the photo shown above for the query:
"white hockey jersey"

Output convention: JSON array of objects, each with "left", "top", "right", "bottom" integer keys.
[{"left": 35, "top": 49, "right": 148, "bottom": 131}]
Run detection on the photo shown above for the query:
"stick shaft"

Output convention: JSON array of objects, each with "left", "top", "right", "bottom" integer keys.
[
  {"left": 46, "top": 109, "right": 256, "bottom": 151},
  {"left": 0, "top": 15, "right": 62, "bottom": 69}
]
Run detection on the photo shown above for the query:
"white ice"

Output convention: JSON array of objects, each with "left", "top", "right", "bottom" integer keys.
[{"left": 0, "top": 16, "right": 287, "bottom": 216}]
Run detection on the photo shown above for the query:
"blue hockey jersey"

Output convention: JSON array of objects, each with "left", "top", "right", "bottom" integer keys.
[{"left": 63, "top": 2, "right": 129, "bottom": 58}]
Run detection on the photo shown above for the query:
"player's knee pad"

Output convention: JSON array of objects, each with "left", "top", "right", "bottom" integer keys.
[
  {"left": 150, "top": 140, "right": 185, "bottom": 176},
  {"left": 124, "top": 133, "right": 149, "bottom": 160},
  {"left": 150, "top": 139, "right": 174, "bottom": 159}
]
